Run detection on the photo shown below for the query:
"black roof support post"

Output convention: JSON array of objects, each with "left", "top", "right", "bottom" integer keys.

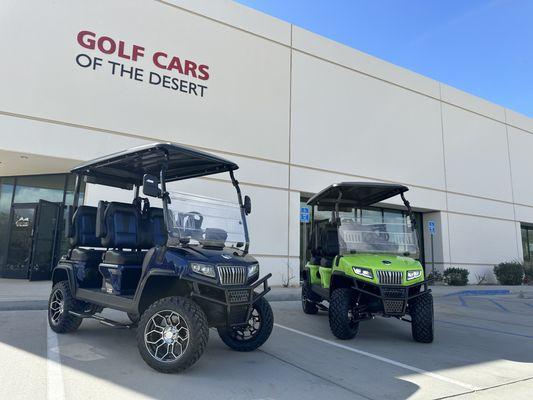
[
  {"left": 229, "top": 170, "right": 250, "bottom": 255},
  {"left": 400, "top": 192, "right": 416, "bottom": 230}
]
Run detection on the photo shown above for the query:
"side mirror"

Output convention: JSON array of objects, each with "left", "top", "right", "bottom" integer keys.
[
  {"left": 244, "top": 195, "right": 252, "bottom": 215},
  {"left": 142, "top": 174, "right": 162, "bottom": 197}
]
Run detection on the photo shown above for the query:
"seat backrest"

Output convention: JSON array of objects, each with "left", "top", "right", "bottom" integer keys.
[
  {"left": 321, "top": 223, "right": 339, "bottom": 257},
  {"left": 309, "top": 219, "right": 328, "bottom": 258},
  {"left": 139, "top": 207, "right": 168, "bottom": 248},
  {"left": 69, "top": 206, "right": 101, "bottom": 248},
  {"left": 99, "top": 202, "right": 140, "bottom": 249}
]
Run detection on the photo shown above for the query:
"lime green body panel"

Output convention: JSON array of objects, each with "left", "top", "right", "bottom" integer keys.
[
  {"left": 307, "top": 264, "right": 321, "bottom": 285},
  {"left": 305, "top": 253, "right": 424, "bottom": 288}
]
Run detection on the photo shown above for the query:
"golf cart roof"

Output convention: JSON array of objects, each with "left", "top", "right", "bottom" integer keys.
[
  {"left": 307, "top": 182, "right": 409, "bottom": 208},
  {"left": 71, "top": 142, "right": 238, "bottom": 189}
]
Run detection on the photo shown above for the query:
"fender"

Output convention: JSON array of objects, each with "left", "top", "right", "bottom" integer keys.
[
  {"left": 51, "top": 263, "right": 76, "bottom": 294},
  {"left": 132, "top": 268, "right": 182, "bottom": 314}
]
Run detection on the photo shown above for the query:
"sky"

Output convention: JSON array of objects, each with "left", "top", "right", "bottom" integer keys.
[{"left": 235, "top": 0, "right": 533, "bottom": 117}]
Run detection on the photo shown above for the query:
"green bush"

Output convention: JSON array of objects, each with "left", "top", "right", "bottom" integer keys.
[
  {"left": 443, "top": 267, "right": 469, "bottom": 286},
  {"left": 524, "top": 263, "right": 533, "bottom": 285},
  {"left": 493, "top": 262, "right": 524, "bottom": 285}
]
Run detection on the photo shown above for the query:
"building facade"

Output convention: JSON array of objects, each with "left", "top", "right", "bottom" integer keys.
[{"left": 1, "top": 0, "right": 533, "bottom": 284}]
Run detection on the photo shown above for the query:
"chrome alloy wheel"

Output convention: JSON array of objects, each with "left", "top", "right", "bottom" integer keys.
[
  {"left": 49, "top": 289, "right": 64, "bottom": 325},
  {"left": 233, "top": 308, "right": 261, "bottom": 341},
  {"left": 144, "top": 310, "right": 190, "bottom": 362}
]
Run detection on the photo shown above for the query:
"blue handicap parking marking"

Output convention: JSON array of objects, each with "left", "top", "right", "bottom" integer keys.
[
  {"left": 458, "top": 296, "right": 468, "bottom": 307},
  {"left": 488, "top": 299, "right": 510, "bottom": 313}
]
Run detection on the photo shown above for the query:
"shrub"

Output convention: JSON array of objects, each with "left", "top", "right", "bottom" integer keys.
[
  {"left": 493, "top": 262, "right": 524, "bottom": 285},
  {"left": 524, "top": 262, "right": 533, "bottom": 285},
  {"left": 427, "top": 270, "right": 443, "bottom": 283},
  {"left": 443, "top": 267, "right": 469, "bottom": 286}
]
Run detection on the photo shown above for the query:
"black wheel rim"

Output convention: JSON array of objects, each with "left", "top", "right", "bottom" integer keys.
[{"left": 232, "top": 308, "right": 261, "bottom": 341}]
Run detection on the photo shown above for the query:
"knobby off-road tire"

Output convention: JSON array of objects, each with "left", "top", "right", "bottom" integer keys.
[
  {"left": 409, "top": 292, "right": 434, "bottom": 343},
  {"left": 217, "top": 297, "right": 274, "bottom": 352},
  {"left": 137, "top": 296, "right": 209, "bottom": 373},
  {"left": 48, "top": 281, "right": 83, "bottom": 333},
  {"left": 301, "top": 280, "right": 319, "bottom": 314},
  {"left": 329, "top": 288, "right": 359, "bottom": 340}
]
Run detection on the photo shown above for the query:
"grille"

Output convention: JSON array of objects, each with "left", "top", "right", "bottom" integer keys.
[
  {"left": 383, "top": 299, "right": 406, "bottom": 314},
  {"left": 377, "top": 270, "right": 403, "bottom": 285},
  {"left": 228, "top": 289, "right": 250, "bottom": 303},
  {"left": 382, "top": 287, "right": 407, "bottom": 299},
  {"left": 218, "top": 266, "right": 247, "bottom": 285}
]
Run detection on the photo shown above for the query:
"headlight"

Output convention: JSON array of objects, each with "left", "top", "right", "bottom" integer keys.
[
  {"left": 407, "top": 270, "right": 422, "bottom": 281},
  {"left": 190, "top": 263, "right": 216, "bottom": 278},
  {"left": 353, "top": 267, "right": 373, "bottom": 279},
  {"left": 248, "top": 263, "right": 259, "bottom": 278}
]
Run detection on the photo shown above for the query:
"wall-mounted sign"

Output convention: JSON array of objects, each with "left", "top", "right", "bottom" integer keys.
[
  {"left": 300, "top": 207, "right": 310, "bottom": 223},
  {"left": 74, "top": 30, "right": 210, "bottom": 98},
  {"left": 428, "top": 220, "right": 436, "bottom": 236}
]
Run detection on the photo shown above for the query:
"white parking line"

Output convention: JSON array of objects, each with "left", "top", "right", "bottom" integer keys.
[
  {"left": 47, "top": 324, "right": 65, "bottom": 400},
  {"left": 274, "top": 323, "right": 479, "bottom": 392}
]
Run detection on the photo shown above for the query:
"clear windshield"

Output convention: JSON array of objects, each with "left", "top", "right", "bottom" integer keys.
[
  {"left": 166, "top": 191, "right": 247, "bottom": 249},
  {"left": 338, "top": 219, "right": 419, "bottom": 256}
]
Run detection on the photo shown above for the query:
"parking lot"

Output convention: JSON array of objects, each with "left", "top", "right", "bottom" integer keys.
[{"left": 1, "top": 282, "right": 532, "bottom": 400}]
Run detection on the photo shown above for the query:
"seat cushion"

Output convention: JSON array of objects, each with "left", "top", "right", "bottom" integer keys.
[
  {"left": 103, "top": 250, "right": 145, "bottom": 265},
  {"left": 70, "top": 248, "right": 104, "bottom": 262}
]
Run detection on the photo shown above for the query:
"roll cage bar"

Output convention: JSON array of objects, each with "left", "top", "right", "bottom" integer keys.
[{"left": 70, "top": 142, "right": 251, "bottom": 254}]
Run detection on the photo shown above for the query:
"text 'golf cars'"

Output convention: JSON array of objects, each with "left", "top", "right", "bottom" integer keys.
[
  {"left": 48, "top": 143, "right": 274, "bottom": 373},
  {"left": 302, "top": 183, "right": 434, "bottom": 343}
]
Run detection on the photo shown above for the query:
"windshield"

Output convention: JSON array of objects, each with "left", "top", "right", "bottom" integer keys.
[
  {"left": 338, "top": 219, "right": 419, "bottom": 257},
  {"left": 166, "top": 191, "right": 247, "bottom": 249}
]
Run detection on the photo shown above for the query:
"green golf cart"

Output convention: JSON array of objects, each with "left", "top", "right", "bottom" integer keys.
[{"left": 301, "top": 182, "right": 433, "bottom": 343}]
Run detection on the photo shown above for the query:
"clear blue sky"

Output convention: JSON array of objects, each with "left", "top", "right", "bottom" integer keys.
[{"left": 235, "top": 0, "right": 533, "bottom": 117}]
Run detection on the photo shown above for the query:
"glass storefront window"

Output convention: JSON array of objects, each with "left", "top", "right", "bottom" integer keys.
[
  {"left": 0, "top": 173, "right": 85, "bottom": 274},
  {"left": 0, "top": 178, "right": 16, "bottom": 265},
  {"left": 14, "top": 175, "right": 66, "bottom": 204},
  {"left": 521, "top": 225, "right": 533, "bottom": 262}
]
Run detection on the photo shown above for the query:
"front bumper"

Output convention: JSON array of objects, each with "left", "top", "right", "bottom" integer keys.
[
  {"left": 353, "top": 278, "right": 432, "bottom": 316},
  {"left": 189, "top": 273, "right": 272, "bottom": 327}
]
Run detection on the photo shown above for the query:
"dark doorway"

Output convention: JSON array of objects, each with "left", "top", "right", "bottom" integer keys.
[{"left": 1, "top": 200, "right": 61, "bottom": 280}]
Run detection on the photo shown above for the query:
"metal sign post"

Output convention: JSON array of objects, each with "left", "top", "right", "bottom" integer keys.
[{"left": 428, "top": 220, "right": 436, "bottom": 281}]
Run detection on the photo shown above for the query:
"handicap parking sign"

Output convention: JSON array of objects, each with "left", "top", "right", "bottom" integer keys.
[
  {"left": 428, "top": 220, "right": 436, "bottom": 235},
  {"left": 300, "top": 207, "right": 310, "bottom": 223}
]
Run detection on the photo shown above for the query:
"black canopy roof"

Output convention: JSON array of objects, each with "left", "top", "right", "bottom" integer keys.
[
  {"left": 307, "top": 182, "right": 408, "bottom": 207},
  {"left": 71, "top": 142, "right": 238, "bottom": 189}
]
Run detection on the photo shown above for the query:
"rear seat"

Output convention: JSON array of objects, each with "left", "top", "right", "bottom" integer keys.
[
  {"left": 98, "top": 202, "right": 144, "bottom": 265},
  {"left": 69, "top": 206, "right": 104, "bottom": 262},
  {"left": 96, "top": 202, "right": 167, "bottom": 295}
]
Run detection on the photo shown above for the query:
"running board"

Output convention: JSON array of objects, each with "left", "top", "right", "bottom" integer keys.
[
  {"left": 317, "top": 303, "right": 329, "bottom": 311},
  {"left": 69, "top": 311, "right": 135, "bottom": 329}
]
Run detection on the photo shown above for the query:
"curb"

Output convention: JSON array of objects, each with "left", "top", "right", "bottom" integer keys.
[
  {"left": 0, "top": 300, "right": 48, "bottom": 311},
  {"left": 444, "top": 290, "right": 511, "bottom": 297},
  {"left": 266, "top": 293, "right": 300, "bottom": 302}
]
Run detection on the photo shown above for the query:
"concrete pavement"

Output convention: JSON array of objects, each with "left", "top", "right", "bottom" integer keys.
[{"left": 0, "top": 278, "right": 532, "bottom": 399}]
